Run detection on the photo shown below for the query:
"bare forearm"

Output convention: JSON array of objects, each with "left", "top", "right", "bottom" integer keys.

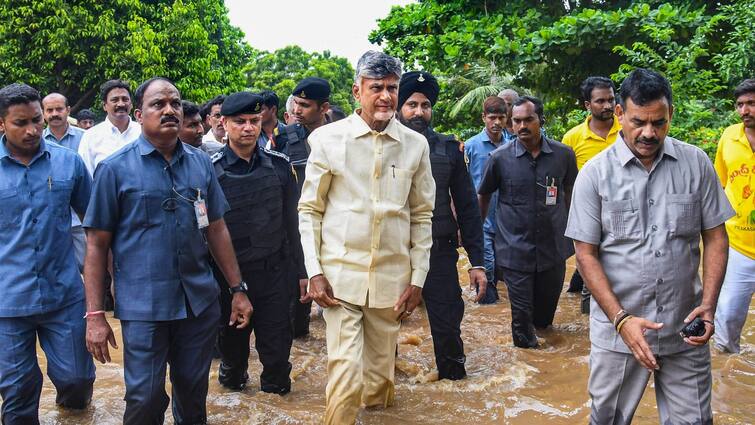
[
  {"left": 575, "top": 242, "right": 622, "bottom": 319},
  {"left": 701, "top": 225, "right": 729, "bottom": 310},
  {"left": 207, "top": 219, "right": 242, "bottom": 286},
  {"left": 83, "top": 231, "right": 110, "bottom": 312}
]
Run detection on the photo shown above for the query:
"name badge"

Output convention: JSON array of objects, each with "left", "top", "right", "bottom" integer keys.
[
  {"left": 546, "top": 185, "right": 557, "bottom": 206},
  {"left": 194, "top": 198, "right": 209, "bottom": 229}
]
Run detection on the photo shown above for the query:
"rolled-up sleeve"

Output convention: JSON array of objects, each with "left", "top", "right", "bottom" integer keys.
[
  {"left": 408, "top": 142, "right": 436, "bottom": 287},
  {"left": 564, "top": 164, "right": 602, "bottom": 245},
  {"left": 298, "top": 134, "right": 333, "bottom": 278}
]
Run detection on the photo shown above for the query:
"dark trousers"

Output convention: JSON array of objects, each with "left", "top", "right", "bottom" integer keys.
[
  {"left": 500, "top": 263, "right": 565, "bottom": 348},
  {"left": 479, "top": 231, "right": 500, "bottom": 304},
  {"left": 291, "top": 266, "right": 312, "bottom": 338},
  {"left": 567, "top": 268, "right": 583, "bottom": 292},
  {"left": 422, "top": 237, "right": 466, "bottom": 380},
  {"left": 216, "top": 257, "right": 292, "bottom": 393},
  {"left": 0, "top": 300, "right": 95, "bottom": 425},
  {"left": 121, "top": 302, "right": 219, "bottom": 425}
]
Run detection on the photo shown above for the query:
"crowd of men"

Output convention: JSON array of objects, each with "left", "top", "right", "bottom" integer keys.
[{"left": 0, "top": 48, "right": 752, "bottom": 425}]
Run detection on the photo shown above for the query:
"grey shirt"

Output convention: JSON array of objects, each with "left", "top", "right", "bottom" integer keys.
[
  {"left": 478, "top": 136, "right": 578, "bottom": 272},
  {"left": 565, "top": 135, "right": 734, "bottom": 355}
]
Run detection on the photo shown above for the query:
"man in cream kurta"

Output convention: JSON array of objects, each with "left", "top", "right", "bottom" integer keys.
[{"left": 298, "top": 51, "right": 435, "bottom": 425}]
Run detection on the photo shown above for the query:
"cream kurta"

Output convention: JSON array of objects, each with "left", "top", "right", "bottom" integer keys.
[{"left": 298, "top": 112, "right": 435, "bottom": 309}]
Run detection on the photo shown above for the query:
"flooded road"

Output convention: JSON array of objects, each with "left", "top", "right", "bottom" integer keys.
[{"left": 38, "top": 256, "right": 755, "bottom": 424}]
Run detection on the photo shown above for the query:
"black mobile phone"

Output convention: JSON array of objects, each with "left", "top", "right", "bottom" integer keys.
[{"left": 679, "top": 317, "right": 706, "bottom": 338}]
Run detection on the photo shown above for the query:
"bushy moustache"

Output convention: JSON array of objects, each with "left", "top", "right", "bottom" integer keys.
[
  {"left": 161, "top": 116, "right": 179, "bottom": 125},
  {"left": 636, "top": 136, "right": 659, "bottom": 145}
]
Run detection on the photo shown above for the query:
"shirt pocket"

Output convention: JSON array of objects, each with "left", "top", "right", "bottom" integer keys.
[
  {"left": 602, "top": 199, "right": 641, "bottom": 243},
  {"left": 50, "top": 179, "right": 74, "bottom": 231},
  {"left": 0, "top": 188, "right": 20, "bottom": 227},
  {"left": 503, "top": 179, "right": 529, "bottom": 206},
  {"left": 667, "top": 193, "right": 701, "bottom": 237},
  {"left": 384, "top": 167, "right": 413, "bottom": 207},
  {"left": 123, "top": 190, "right": 163, "bottom": 228}
]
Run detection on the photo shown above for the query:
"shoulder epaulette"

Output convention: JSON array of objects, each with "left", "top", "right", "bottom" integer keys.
[
  {"left": 210, "top": 150, "right": 224, "bottom": 163},
  {"left": 262, "top": 146, "right": 290, "bottom": 162}
]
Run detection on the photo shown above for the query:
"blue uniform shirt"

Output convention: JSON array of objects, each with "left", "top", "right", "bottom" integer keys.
[
  {"left": 258, "top": 120, "right": 286, "bottom": 149},
  {"left": 464, "top": 129, "right": 513, "bottom": 233},
  {"left": 83, "top": 136, "right": 230, "bottom": 321},
  {"left": 0, "top": 137, "right": 92, "bottom": 317},
  {"left": 42, "top": 124, "right": 85, "bottom": 153},
  {"left": 43, "top": 124, "right": 85, "bottom": 226}
]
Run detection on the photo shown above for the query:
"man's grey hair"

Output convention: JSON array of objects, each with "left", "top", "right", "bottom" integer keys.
[
  {"left": 498, "top": 88, "right": 519, "bottom": 101},
  {"left": 354, "top": 50, "right": 403, "bottom": 83},
  {"left": 285, "top": 95, "right": 295, "bottom": 113}
]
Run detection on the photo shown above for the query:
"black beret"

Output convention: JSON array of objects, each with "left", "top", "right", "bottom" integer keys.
[
  {"left": 398, "top": 71, "right": 439, "bottom": 109},
  {"left": 292, "top": 77, "right": 330, "bottom": 101},
  {"left": 220, "top": 92, "right": 264, "bottom": 116}
]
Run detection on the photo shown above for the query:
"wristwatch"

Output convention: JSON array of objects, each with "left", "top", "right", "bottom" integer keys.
[{"left": 228, "top": 280, "right": 248, "bottom": 295}]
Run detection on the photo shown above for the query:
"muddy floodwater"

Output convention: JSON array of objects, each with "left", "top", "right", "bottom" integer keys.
[{"left": 38, "top": 255, "right": 754, "bottom": 424}]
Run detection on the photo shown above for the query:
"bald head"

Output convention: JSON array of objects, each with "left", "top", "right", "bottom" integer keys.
[
  {"left": 42, "top": 92, "right": 70, "bottom": 130},
  {"left": 43, "top": 93, "right": 68, "bottom": 106}
]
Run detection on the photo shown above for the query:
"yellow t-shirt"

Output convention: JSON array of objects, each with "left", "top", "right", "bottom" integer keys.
[
  {"left": 562, "top": 115, "right": 621, "bottom": 169},
  {"left": 714, "top": 123, "right": 755, "bottom": 259}
]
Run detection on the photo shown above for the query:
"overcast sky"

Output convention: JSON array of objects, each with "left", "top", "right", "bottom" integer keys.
[{"left": 224, "top": 0, "right": 414, "bottom": 65}]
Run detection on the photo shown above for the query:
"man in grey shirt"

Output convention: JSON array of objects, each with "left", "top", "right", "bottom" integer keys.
[{"left": 565, "top": 68, "right": 733, "bottom": 425}]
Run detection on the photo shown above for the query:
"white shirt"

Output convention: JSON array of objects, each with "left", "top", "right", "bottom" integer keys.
[
  {"left": 202, "top": 130, "right": 222, "bottom": 144},
  {"left": 78, "top": 118, "right": 141, "bottom": 176}
]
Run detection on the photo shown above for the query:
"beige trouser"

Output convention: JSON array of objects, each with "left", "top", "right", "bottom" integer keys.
[{"left": 322, "top": 299, "right": 402, "bottom": 425}]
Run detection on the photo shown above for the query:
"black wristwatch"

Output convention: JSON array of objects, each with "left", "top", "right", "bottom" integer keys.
[{"left": 228, "top": 280, "right": 248, "bottom": 295}]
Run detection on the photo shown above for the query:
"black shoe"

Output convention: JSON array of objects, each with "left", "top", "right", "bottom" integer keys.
[{"left": 218, "top": 362, "right": 249, "bottom": 391}]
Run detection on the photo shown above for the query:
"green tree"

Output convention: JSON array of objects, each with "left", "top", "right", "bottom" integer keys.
[
  {"left": 0, "top": 0, "right": 250, "bottom": 113},
  {"left": 244, "top": 45, "right": 355, "bottom": 115},
  {"left": 371, "top": 0, "right": 753, "bottom": 149}
]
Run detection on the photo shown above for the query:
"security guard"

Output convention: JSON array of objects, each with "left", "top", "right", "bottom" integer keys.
[
  {"left": 397, "top": 71, "right": 487, "bottom": 380},
  {"left": 83, "top": 78, "right": 252, "bottom": 424},
  {"left": 211, "top": 92, "right": 307, "bottom": 393},
  {"left": 0, "top": 83, "right": 95, "bottom": 423},
  {"left": 274, "top": 77, "right": 331, "bottom": 338}
]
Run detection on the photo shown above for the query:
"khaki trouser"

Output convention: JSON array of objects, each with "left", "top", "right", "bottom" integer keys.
[{"left": 322, "top": 300, "right": 401, "bottom": 425}]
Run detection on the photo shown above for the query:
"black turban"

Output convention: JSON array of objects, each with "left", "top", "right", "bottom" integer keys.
[{"left": 398, "top": 71, "right": 439, "bottom": 109}]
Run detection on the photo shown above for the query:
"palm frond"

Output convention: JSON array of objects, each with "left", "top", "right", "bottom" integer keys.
[{"left": 449, "top": 84, "right": 503, "bottom": 117}]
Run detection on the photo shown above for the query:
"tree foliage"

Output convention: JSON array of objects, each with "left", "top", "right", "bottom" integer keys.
[
  {"left": 0, "top": 0, "right": 250, "bottom": 112},
  {"left": 244, "top": 46, "right": 356, "bottom": 115},
  {"left": 371, "top": 0, "right": 754, "bottom": 151}
]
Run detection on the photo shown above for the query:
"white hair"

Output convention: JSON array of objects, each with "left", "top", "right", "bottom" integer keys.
[{"left": 285, "top": 95, "right": 295, "bottom": 113}]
